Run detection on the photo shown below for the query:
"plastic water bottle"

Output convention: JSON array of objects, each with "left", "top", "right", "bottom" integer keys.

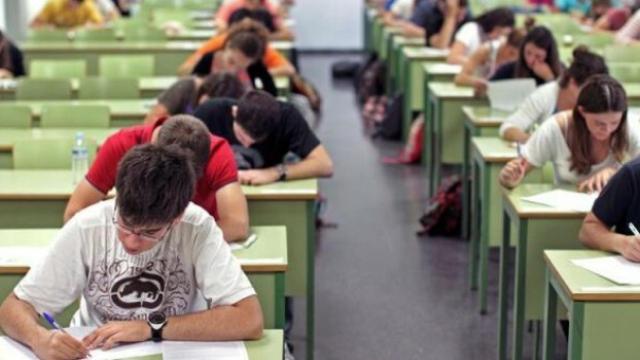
[{"left": 71, "top": 132, "right": 89, "bottom": 185}]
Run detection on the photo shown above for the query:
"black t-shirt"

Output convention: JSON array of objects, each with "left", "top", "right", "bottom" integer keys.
[
  {"left": 411, "top": 0, "right": 472, "bottom": 47},
  {"left": 193, "top": 98, "right": 321, "bottom": 168},
  {"left": 591, "top": 157, "right": 640, "bottom": 235},
  {"left": 490, "top": 61, "right": 547, "bottom": 86},
  {"left": 191, "top": 51, "right": 278, "bottom": 97}
]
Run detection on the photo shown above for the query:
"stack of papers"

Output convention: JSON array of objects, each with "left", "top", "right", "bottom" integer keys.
[
  {"left": 0, "top": 327, "right": 249, "bottom": 360},
  {"left": 573, "top": 256, "right": 640, "bottom": 285},
  {"left": 0, "top": 247, "right": 47, "bottom": 267},
  {"left": 488, "top": 79, "right": 536, "bottom": 111},
  {"left": 521, "top": 189, "right": 598, "bottom": 212}
]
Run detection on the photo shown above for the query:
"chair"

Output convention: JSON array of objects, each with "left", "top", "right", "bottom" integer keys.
[
  {"left": 99, "top": 55, "right": 156, "bottom": 78},
  {"left": 13, "top": 138, "right": 97, "bottom": 169},
  {"left": 26, "top": 29, "right": 70, "bottom": 42},
  {"left": 41, "top": 104, "right": 110, "bottom": 128},
  {"left": 30, "top": 60, "right": 87, "bottom": 79},
  {"left": 77, "top": 77, "right": 140, "bottom": 99},
  {"left": 0, "top": 104, "right": 31, "bottom": 128},
  {"left": 15, "top": 79, "right": 72, "bottom": 100},
  {"left": 609, "top": 63, "right": 640, "bottom": 83},
  {"left": 73, "top": 28, "right": 118, "bottom": 42}
]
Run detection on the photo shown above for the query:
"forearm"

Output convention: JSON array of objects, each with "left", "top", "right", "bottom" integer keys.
[
  {"left": 217, "top": 210, "right": 249, "bottom": 243},
  {"left": 431, "top": 16, "right": 457, "bottom": 49},
  {"left": 501, "top": 127, "right": 530, "bottom": 143},
  {"left": 269, "top": 64, "right": 296, "bottom": 77},
  {"left": 269, "top": 28, "right": 294, "bottom": 41},
  {"left": 454, "top": 71, "right": 481, "bottom": 87},
  {"left": 579, "top": 220, "right": 627, "bottom": 253},
  {"left": 0, "top": 294, "right": 49, "bottom": 350},
  {"left": 163, "top": 297, "right": 262, "bottom": 341},
  {"left": 285, "top": 157, "right": 333, "bottom": 180},
  {"left": 401, "top": 22, "right": 425, "bottom": 37}
]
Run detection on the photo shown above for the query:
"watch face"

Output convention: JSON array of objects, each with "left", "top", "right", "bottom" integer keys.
[{"left": 148, "top": 312, "right": 166, "bottom": 325}]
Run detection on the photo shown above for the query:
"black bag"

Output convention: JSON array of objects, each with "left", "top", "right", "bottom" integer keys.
[
  {"left": 417, "top": 175, "right": 463, "bottom": 237},
  {"left": 377, "top": 93, "right": 403, "bottom": 140},
  {"left": 331, "top": 61, "right": 361, "bottom": 79},
  {"left": 354, "top": 53, "right": 386, "bottom": 106}
]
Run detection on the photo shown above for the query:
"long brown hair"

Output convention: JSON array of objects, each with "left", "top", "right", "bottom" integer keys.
[
  {"left": 567, "top": 74, "right": 628, "bottom": 175},
  {"left": 0, "top": 31, "right": 13, "bottom": 74}
]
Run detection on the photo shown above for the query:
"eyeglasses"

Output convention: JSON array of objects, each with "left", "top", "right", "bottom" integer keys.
[{"left": 112, "top": 210, "right": 172, "bottom": 243}]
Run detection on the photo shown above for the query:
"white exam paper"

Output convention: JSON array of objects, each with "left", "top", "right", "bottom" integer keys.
[
  {"left": 521, "top": 189, "right": 598, "bottom": 212},
  {"left": 488, "top": 79, "right": 536, "bottom": 111},
  {"left": 573, "top": 256, "right": 640, "bottom": 285}
]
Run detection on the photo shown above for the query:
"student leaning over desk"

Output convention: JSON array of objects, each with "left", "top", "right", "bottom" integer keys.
[
  {"left": 194, "top": 90, "right": 334, "bottom": 185},
  {"left": 63, "top": 115, "right": 250, "bottom": 243},
  {"left": 0, "top": 144, "right": 263, "bottom": 360},
  {"left": 30, "top": 0, "right": 104, "bottom": 29},
  {"left": 499, "top": 74, "right": 640, "bottom": 193},
  {"left": 446, "top": 7, "right": 515, "bottom": 65},
  {"left": 500, "top": 47, "right": 609, "bottom": 143}
]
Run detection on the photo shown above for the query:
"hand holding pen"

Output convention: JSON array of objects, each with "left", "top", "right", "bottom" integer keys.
[
  {"left": 499, "top": 143, "right": 528, "bottom": 189},
  {"left": 37, "top": 311, "right": 92, "bottom": 359}
]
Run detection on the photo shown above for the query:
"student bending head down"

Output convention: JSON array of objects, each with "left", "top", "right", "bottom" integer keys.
[
  {"left": 499, "top": 74, "right": 640, "bottom": 193},
  {"left": 0, "top": 144, "right": 263, "bottom": 359}
]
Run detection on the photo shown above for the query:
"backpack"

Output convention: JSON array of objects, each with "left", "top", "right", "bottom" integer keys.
[
  {"left": 375, "top": 93, "right": 403, "bottom": 140},
  {"left": 355, "top": 53, "right": 386, "bottom": 106},
  {"left": 417, "top": 175, "right": 463, "bottom": 237}
]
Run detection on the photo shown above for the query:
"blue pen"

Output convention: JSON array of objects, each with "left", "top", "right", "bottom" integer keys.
[{"left": 42, "top": 312, "right": 92, "bottom": 358}]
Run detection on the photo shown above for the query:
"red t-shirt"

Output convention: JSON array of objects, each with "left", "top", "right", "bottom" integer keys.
[{"left": 86, "top": 121, "right": 238, "bottom": 220}]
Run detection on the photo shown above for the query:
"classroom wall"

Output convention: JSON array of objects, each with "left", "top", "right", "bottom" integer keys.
[{"left": 290, "top": 0, "right": 364, "bottom": 50}]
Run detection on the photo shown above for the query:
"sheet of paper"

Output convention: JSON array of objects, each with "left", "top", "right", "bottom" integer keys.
[
  {"left": 90, "top": 342, "right": 162, "bottom": 360},
  {"left": 0, "top": 247, "right": 47, "bottom": 267},
  {"left": 521, "top": 189, "right": 598, "bottom": 212},
  {"left": 229, "top": 232, "right": 258, "bottom": 251},
  {"left": 573, "top": 256, "right": 640, "bottom": 285},
  {"left": 163, "top": 341, "right": 248, "bottom": 360},
  {"left": 238, "top": 257, "right": 285, "bottom": 265},
  {"left": 487, "top": 79, "right": 537, "bottom": 111},
  {"left": 0, "top": 337, "right": 39, "bottom": 359}
]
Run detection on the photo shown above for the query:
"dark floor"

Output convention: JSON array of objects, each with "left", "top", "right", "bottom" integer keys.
[{"left": 289, "top": 54, "right": 567, "bottom": 360}]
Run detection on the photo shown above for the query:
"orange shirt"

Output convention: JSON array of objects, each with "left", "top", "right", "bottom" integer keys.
[{"left": 185, "top": 33, "right": 290, "bottom": 70}]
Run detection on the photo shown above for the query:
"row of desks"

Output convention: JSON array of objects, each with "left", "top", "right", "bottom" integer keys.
[{"left": 366, "top": 6, "right": 640, "bottom": 360}]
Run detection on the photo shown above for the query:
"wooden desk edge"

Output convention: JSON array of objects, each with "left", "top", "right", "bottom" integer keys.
[
  {"left": 242, "top": 264, "right": 288, "bottom": 273},
  {"left": 544, "top": 252, "right": 640, "bottom": 301}
]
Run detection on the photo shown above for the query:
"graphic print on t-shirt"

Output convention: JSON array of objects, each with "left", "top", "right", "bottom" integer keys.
[{"left": 86, "top": 248, "right": 192, "bottom": 322}]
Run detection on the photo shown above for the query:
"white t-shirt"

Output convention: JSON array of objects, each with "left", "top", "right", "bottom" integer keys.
[
  {"left": 391, "top": 0, "right": 414, "bottom": 19},
  {"left": 14, "top": 199, "right": 255, "bottom": 326},
  {"left": 454, "top": 22, "right": 485, "bottom": 57},
  {"left": 499, "top": 81, "right": 560, "bottom": 137},
  {"left": 524, "top": 111, "right": 640, "bottom": 184}
]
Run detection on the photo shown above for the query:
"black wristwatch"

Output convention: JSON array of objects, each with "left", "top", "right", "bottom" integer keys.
[
  {"left": 148, "top": 312, "right": 167, "bottom": 342},
  {"left": 276, "top": 164, "right": 288, "bottom": 182}
]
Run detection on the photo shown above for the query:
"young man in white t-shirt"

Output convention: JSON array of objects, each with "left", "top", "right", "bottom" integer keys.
[{"left": 0, "top": 144, "right": 263, "bottom": 360}]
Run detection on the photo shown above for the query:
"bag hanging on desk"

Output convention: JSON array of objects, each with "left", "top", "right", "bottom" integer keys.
[{"left": 417, "top": 175, "right": 463, "bottom": 238}]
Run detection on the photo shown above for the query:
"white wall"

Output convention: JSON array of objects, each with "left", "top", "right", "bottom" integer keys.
[
  {"left": 290, "top": 0, "right": 363, "bottom": 50},
  {"left": 0, "top": 1, "right": 5, "bottom": 31}
]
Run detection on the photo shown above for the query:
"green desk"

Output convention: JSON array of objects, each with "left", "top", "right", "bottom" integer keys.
[
  {"left": 543, "top": 250, "right": 640, "bottom": 360},
  {"left": 461, "top": 106, "right": 508, "bottom": 239},
  {"left": 0, "top": 76, "right": 290, "bottom": 100},
  {"left": 0, "top": 329, "right": 283, "bottom": 359},
  {"left": 8, "top": 100, "right": 149, "bottom": 127},
  {"left": 399, "top": 47, "right": 448, "bottom": 141},
  {"left": 388, "top": 35, "right": 424, "bottom": 96},
  {"left": 425, "top": 82, "right": 486, "bottom": 196},
  {"left": 379, "top": 26, "right": 403, "bottom": 62},
  {"left": 498, "top": 184, "right": 586, "bottom": 360},
  {"left": 0, "top": 170, "right": 317, "bottom": 360},
  {"left": 22, "top": 41, "right": 294, "bottom": 76},
  {"left": 0, "top": 226, "right": 287, "bottom": 330},
  {"left": 363, "top": 7, "right": 378, "bottom": 52},
  {"left": 0, "top": 128, "right": 117, "bottom": 169}
]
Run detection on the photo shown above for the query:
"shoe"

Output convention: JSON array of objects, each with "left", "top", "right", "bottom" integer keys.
[{"left": 284, "top": 342, "right": 295, "bottom": 360}]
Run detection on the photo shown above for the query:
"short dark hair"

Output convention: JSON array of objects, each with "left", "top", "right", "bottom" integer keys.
[
  {"left": 515, "top": 26, "right": 562, "bottom": 80},
  {"left": 560, "top": 46, "right": 609, "bottom": 87},
  {"left": 475, "top": 7, "right": 515, "bottom": 33},
  {"left": 224, "top": 21, "right": 267, "bottom": 61},
  {"left": 156, "top": 115, "right": 211, "bottom": 178},
  {"left": 197, "top": 73, "right": 245, "bottom": 100},
  {"left": 116, "top": 144, "right": 195, "bottom": 227},
  {"left": 235, "top": 90, "right": 280, "bottom": 141}
]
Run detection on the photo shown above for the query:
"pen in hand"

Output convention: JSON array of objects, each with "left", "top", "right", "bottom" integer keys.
[
  {"left": 628, "top": 222, "right": 640, "bottom": 238},
  {"left": 42, "top": 312, "right": 92, "bottom": 358}
]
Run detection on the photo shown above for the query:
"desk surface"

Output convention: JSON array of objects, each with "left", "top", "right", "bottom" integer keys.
[
  {"left": 10, "top": 99, "right": 151, "bottom": 118},
  {"left": 428, "top": 81, "right": 477, "bottom": 99},
  {"left": 393, "top": 35, "right": 425, "bottom": 46},
  {"left": 462, "top": 106, "right": 510, "bottom": 127},
  {"left": 402, "top": 46, "right": 448, "bottom": 60},
  {"left": 0, "top": 226, "right": 287, "bottom": 274},
  {"left": 422, "top": 62, "right": 461, "bottom": 76},
  {"left": 0, "top": 128, "right": 118, "bottom": 151},
  {"left": 22, "top": 40, "right": 293, "bottom": 51},
  {"left": 544, "top": 249, "right": 640, "bottom": 301},
  {"left": 0, "top": 170, "right": 318, "bottom": 201},
  {"left": 503, "top": 183, "right": 588, "bottom": 219},
  {"left": 471, "top": 137, "right": 516, "bottom": 163}
]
